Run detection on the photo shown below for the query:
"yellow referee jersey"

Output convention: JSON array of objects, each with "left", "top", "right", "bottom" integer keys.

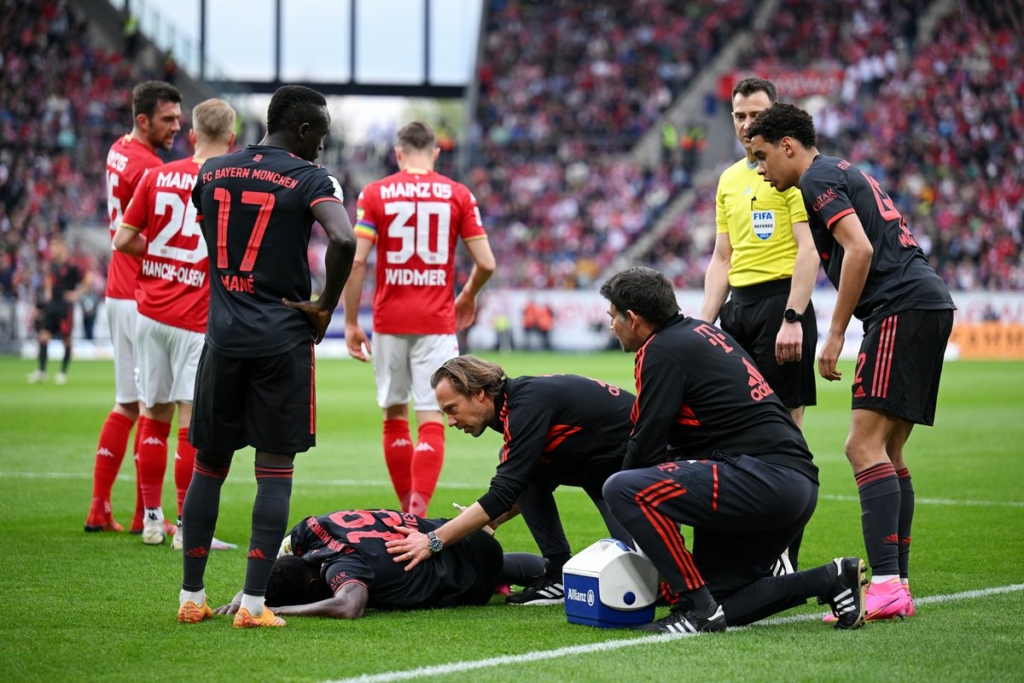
[{"left": 716, "top": 159, "right": 807, "bottom": 287}]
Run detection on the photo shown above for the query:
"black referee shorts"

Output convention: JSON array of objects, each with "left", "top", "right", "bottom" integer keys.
[
  {"left": 190, "top": 341, "right": 316, "bottom": 454},
  {"left": 720, "top": 279, "right": 817, "bottom": 409},
  {"left": 852, "top": 309, "right": 954, "bottom": 426}
]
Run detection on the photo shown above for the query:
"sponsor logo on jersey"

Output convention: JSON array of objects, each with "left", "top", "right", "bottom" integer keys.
[
  {"left": 743, "top": 356, "right": 775, "bottom": 401},
  {"left": 813, "top": 188, "right": 838, "bottom": 212}
]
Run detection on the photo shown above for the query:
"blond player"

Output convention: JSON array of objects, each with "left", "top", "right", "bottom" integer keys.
[{"left": 114, "top": 98, "right": 237, "bottom": 550}]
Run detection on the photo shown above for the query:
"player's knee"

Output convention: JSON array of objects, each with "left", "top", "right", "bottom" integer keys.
[
  {"left": 602, "top": 472, "right": 631, "bottom": 511},
  {"left": 197, "top": 449, "right": 233, "bottom": 470},
  {"left": 843, "top": 435, "right": 880, "bottom": 470}
]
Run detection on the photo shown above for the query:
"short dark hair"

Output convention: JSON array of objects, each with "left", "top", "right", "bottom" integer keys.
[
  {"left": 430, "top": 355, "right": 506, "bottom": 397},
  {"left": 732, "top": 77, "right": 777, "bottom": 103},
  {"left": 265, "top": 555, "right": 330, "bottom": 607},
  {"left": 266, "top": 85, "right": 328, "bottom": 135},
  {"left": 396, "top": 121, "right": 436, "bottom": 152},
  {"left": 132, "top": 81, "right": 182, "bottom": 120},
  {"left": 599, "top": 267, "right": 680, "bottom": 327},
  {"left": 745, "top": 102, "right": 817, "bottom": 148}
]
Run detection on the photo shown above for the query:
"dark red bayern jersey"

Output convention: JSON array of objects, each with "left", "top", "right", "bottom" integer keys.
[
  {"left": 626, "top": 315, "right": 817, "bottom": 483},
  {"left": 799, "top": 155, "right": 954, "bottom": 327},
  {"left": 191, "top": 145, "right": 343, "bottom": 357},
  {"left": 289, "top": 509, "right": 502, "bottom": 610},
  {"left": 475, "top": 374, "right": 635, "bottom": 520}
]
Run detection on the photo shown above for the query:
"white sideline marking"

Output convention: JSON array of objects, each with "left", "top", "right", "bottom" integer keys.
[
  {"left": 323, "top": 584, "right": 1024, "bottom": 683},
  {"left": 3, "top": 472, "right": 1024, "bottom": 507}
]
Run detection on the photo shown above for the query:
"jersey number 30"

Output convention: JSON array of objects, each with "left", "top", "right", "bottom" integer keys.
[{"left": 384, "top": 201, "right": 451, "bottom": 265}]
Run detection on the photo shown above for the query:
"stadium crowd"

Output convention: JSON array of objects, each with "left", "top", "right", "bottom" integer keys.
[
  {"left": 467, "top": 0, "right": 755, "bottom": 289},
  {"left": 644, "top": 0, "right": 1023, "bottom": 291},
  {"left": 0, "top": 0, "right": 189, "bottom": 308}
]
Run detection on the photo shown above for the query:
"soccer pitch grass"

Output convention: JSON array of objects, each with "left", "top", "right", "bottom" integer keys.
[{"left": 0, "top": 353, "right": 1022, "bottom": 683}]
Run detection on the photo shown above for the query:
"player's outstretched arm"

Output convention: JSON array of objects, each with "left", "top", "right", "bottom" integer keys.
[
  {"left": 213, "top": 584, "right": 369, "bottom": 619},
  {"left": 271, "top": 582, "right": 369, "bottom": 620},
  {"left": 454, "top": 237, "right": 496, "bottom": 331},
  {"left": 776, "top": 220, "right": 817, "bottom": 364},
  {"left": 700, "top": 232, "right": 732, "bottom": 324},
  {"left": 341, "top": 237, "right": 374, "bottom": 361},
  {"left": 819, "top": 214, "right": 873, "bottom": 381}
]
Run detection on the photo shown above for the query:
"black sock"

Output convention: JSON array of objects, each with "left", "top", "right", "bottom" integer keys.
[
  {"left": 896, "top": 467, "right": 914, "bottom": 581},
  {"left": 544, "top": 551, "right": 571, "bottom": 579},
  {"left": 61, "top": 345, "right": 71, "bottom": 373},
  {"left": 242, "top": 463, "right": 294, "bottom": 597},
  {"left": 787, "top": 529, "right": 804, "bottom": 571},
  {"left": 720, "top": 563, "right": 836, "bottom": 627},
  {"left": 683, "top": 586, "right": 718, "bottom": 617},
  {"left": 38, "top": 342, "right": 48, "bottom": 372},
  {"left": 856, "top": 462, "right": 901, "bottom": 576},
  {"left": 180, "top": 455, "right": 231, "bottom": 592}
]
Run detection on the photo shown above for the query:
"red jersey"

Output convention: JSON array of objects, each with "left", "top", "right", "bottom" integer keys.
[
  {"left": 355, "top": 168, "right": 487, "bottom": 335},
  {"left": 105, "top": 135, "right": 164, "bottom": 300},
  {"left": 121, "top": 157, "right": 208, "bottom": 333}
]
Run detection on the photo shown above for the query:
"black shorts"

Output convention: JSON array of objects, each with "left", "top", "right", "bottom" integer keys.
[
  {"left": 720, "top": 279, "right": 817, "bottom": 409},
  {"left": 189, "top": 342, "right": 316, "bottom": 454},
  {"left": 38, "top": 303, "right": 73, "bottom": 337},
  {"left": 852, "top": 309, "right": 954, "bottom": 426},
  {"left": 603, "top": 455, "right": 817, "bottom": 599}
]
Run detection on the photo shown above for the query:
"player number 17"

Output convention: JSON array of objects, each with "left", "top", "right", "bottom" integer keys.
[{"left": 211, "top": 188, "right": 276, "bottom": 271}]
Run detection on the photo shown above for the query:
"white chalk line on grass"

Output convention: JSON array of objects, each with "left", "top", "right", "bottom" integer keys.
[
  {"left": 323, "top": 584, "right": 1024, "bottom": 683},
  {"left": 3, "top": 472, "right": 1024, "bottom": 508}
]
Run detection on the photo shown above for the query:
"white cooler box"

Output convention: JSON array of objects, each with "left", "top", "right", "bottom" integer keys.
[{"left": 562, "top": 538, "right": 658, "bottom": 628}]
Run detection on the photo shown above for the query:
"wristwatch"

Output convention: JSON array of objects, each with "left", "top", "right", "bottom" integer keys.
[
  {"left": 426, "top": 531, "right": 444, "bottom": 553},
  {"left": 783, "top": 308, "right": 804, "bottom": 323}
]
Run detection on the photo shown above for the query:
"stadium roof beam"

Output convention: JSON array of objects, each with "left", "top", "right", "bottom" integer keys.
[{"left": 198, "top": 0, "right": 464, "bottom": 98}]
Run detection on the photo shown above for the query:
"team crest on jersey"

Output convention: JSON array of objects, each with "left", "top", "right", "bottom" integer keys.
[{"left": 751, "top": 210, "right": 775, "bottom": 240}]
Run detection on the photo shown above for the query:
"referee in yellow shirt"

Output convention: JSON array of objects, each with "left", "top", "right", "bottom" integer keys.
[{"left": 700, "top": 78, "right": 819, "bottom": 567}]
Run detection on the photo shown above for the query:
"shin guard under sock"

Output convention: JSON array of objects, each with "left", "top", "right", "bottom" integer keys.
[
  {"left": 896, "top": 467, "right": 915, "bottom": 581},
  {"left": 856, "top": 462, "right": 901, "bottom": 577},
  {"left": 181, "top": 457, "right": 230, "bottom": 591},
  {"left": 409, "top": 421, "right": 445, "bottom": 516},
  {"left": 243, "top": 463, "right": 294, "bottom": 597},
  {"left": 383, "top": 419, "right": 413, "bottom": 509}
]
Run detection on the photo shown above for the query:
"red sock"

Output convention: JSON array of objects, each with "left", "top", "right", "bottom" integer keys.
[
  {"left": 137, "top": 416, "right": 171, "bottom": 511},
  {"left": 383, "top": 419, "right": 414, "bottom": 510},
  {"left": 174, "top": 426, "right": 196, "bottom": 519},
  {"left": 91, "top": 411, "right": 134, "bottom": 503},
  {"left": 131, "top": 426, "right": 144, "bottom": 529},
  {"left": 409, "top": 421, "right": 446, "bottom": 516}
]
